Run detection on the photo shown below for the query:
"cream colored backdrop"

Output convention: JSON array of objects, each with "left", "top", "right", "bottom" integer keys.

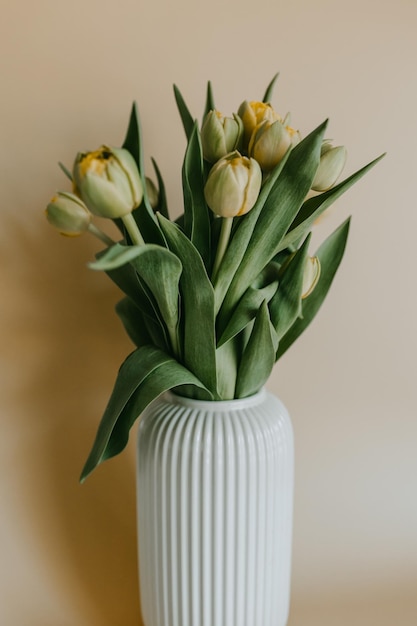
[{"left": 1, "top": 0, "right": 416, "bottom": 624}]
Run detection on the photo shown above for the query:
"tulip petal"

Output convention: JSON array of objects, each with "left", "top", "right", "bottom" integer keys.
[{"left": 80, "top": 172, "right": 132, "bottom": 218}]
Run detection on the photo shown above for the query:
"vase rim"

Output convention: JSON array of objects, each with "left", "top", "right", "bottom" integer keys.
[{"left": 164, "top": 387, "right": 267, "bottom": 410}]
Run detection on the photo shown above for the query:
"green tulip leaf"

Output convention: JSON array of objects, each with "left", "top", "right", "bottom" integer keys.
[
  {"left": 262, "top": 72, "right": 279, "bottom": 103},
  {"left": 151, "top": 157, "right": 169, "bottom": 219},
  {"left": 104, "top": 267, "right": 167, "bottom": 350},
  {"left": 217, "top": 266, "right": 279, "bottom": 348},
  {"left": 235, "top": 301, "right": 277, "bottom": 398},
  {"left": 90, "top": 243, "right": 182, "bottom": 341},
  {"left": 280, "top": 153, "right": 385, "bottom": 251},
  {"left": 102, "top": 255, "right": 155, "bottom": 315},
  {"left": 173, "top": 84, "right": 195, "bottom": 141},
  {"left": 182, "top": 123, "right": 212, "bottom": 268},
  {"left": 269, "top": 233, "right": 311, "bottom": 341},
  {"left": 157, "top": 214, "right": 218, "bottom": 397},
  {"left": 80, "top": 345, "right": 211, "bottom": 481},
  {"left": 89, "top": 243, "right": 150, "bottom": 270},
  {"left": 217, "top": 120, "right": 327, "bottom": 323},
  {"left": 115, "top": 297, "right": 153, "bottom": 348},
  {"left": 203, "top": 80, "right": 215, "bottom": 119},
  {"left": 276, "top": 217, "right": 351, "bottom": 360},
  {"left": 122, "top": 102, "right": 165, "bottom": 245}
]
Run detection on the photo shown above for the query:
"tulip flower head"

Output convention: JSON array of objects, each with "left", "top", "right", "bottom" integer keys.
[
  {"left": 238, "top": 100, "right": 282, "bottom": 147},
  {"left": 73, "top": 146, "right": 143, "bottom": 219},
  {"left": 312, "top": 141, "right": 347, "bottom": 192},
  {"left": 201, "top": 110, "right": 243, "bottom": 163},
  {"left": 45, "top": 191, "right": 91, "bottom": 236},
  {"left": 249, "top": 119, "right": 300, "bottom": 172},
  {"left": 204, "top": 151, "right": 262, "bottom": 218}
]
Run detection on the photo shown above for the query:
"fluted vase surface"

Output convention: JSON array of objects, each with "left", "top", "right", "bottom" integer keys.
[{"left": 136, "top": 388, "right": 294, "bottom": 626}]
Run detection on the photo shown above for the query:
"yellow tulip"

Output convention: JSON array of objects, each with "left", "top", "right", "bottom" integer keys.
[
  {"left": 248, "top": 120, "right": 300, "bottom": 172},
  {"left": 237, "top": 100, "right": 282, "bottom": 147},
  {"left": 73, "top": 146, "right": 143, "bottom": 219}
]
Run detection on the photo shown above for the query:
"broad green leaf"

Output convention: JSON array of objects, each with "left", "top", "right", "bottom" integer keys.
[
  {"left": 279, "top": 153, "right": 385, "bottom": 252},
  {"left": 262, "top": 73, "right": 279, "bottom": 103},
  {"left": 182, "top": 123, "right": 211, "bottom": 268},
  {"left": 269, "top": 233, "right": 311, "bottom": 340},
  {"left": 116, "top": 297, "right": 152, "bottom": 348},
  {"left": 80, "top": 346, "right": 210, "bottom": 481},
  {"left": 151, "top": 157, "right": 169, "bottom": 219},
  {"left": 203, "top": 81, "right": 215, "bottom": 118},
  {"left": 276, "top": 217, "right": 351, "bottom": 360},
  {"left": 157, "top": 214, "right": 218, "bottom": 397},
  {"left": 235, "top": 301, "right": 277, "bottom": 398},
  {"left": 99, "top": 253, "right": 170, "bottom": 351},
  {"left": 173, "top": 84, "right": 195, "bottom": 141},
  {"left": 218, "top": 120, "right": 327, "bottom": 323},
  {"left": 132, "top": 202, "right": 167, "bottom": 246},
  {"left": 213, "top": 147, "right": 291, "bottom": 313},
  {"left": 90, "top": 243, "right": 182, "bottom": 347},
  {"left": 215, "top": 338, "right": 240, "bottom": 400},
  {"left": 89, "top": 243, "right": 151, "bottom": 270},
  {"left": 217, "top": 265, "right": 279, "bottom": 347}
]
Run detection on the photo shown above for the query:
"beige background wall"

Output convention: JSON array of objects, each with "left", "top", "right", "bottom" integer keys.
[{"left": 1, "top": 0, "right": 416, "bottom": 624}]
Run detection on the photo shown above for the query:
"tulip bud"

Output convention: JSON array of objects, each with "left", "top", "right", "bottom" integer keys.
[
  {"left": 248, "top": 120, "right": 300, "bottom": 172},
  {"left": 45, "top": 191, "right": 91, "bottom": 236},
  {"left": 73, "top": 145, "right": 143, "bottom": 219},
  {"left": 302, "top": 256, "right": 321, "bottom": 299},
  {"left": 237, "top": 100, "right": 282, "bottom": 147},
  {"left": 312, "top": 142, "right": 347, "bottom": 192},
  {"left": 145, "top": 177, "right": 159, "bottom": 210},
  {"left": 204, "top": 151, "right": 262, "bottom": 218},
  {"left": 201, "top": 110, "right": 243, "bottom": 163}
]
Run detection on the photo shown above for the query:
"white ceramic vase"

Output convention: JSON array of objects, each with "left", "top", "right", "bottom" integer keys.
[{"left": 136, "top": 388, "right": 294, "bottom": 626}]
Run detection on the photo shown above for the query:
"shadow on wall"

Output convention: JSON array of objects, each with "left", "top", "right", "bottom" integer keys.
[{"left": 0, "top": 212, "right": 144, "bottom": 625}]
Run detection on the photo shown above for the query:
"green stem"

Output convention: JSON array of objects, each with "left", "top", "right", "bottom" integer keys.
[
  {"left": 87, "top": 223, "right": 116, "bottom": 247},
  {"left": 211, "top": 216, "right": 233, "bottom": 284},
  {"left": 121, "top": 213, "right": 145, "bottom": 246}
]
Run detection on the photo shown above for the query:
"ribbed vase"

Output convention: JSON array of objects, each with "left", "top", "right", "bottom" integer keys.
[{"left": 136, "top": 388, "right": 294, "bottom": 626}]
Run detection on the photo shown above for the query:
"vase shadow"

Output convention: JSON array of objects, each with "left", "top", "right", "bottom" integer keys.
[{"left": 1, "top": 214, "right": 145, "bottom": 625}]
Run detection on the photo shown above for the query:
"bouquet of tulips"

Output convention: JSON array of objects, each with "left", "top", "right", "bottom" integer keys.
[{"left": 45, "top": 75, "right": 382, "bottom": 480}]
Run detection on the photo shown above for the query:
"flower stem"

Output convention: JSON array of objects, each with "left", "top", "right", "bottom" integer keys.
[
  {"left": 212, "top": 216, "right": 233, "bottom": 284},
  {"left": 121, "top": 213, "right": 145, "bottom": 246},
  {"left": 87, "top": 223, "right": 116, "bottom": 247}
]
